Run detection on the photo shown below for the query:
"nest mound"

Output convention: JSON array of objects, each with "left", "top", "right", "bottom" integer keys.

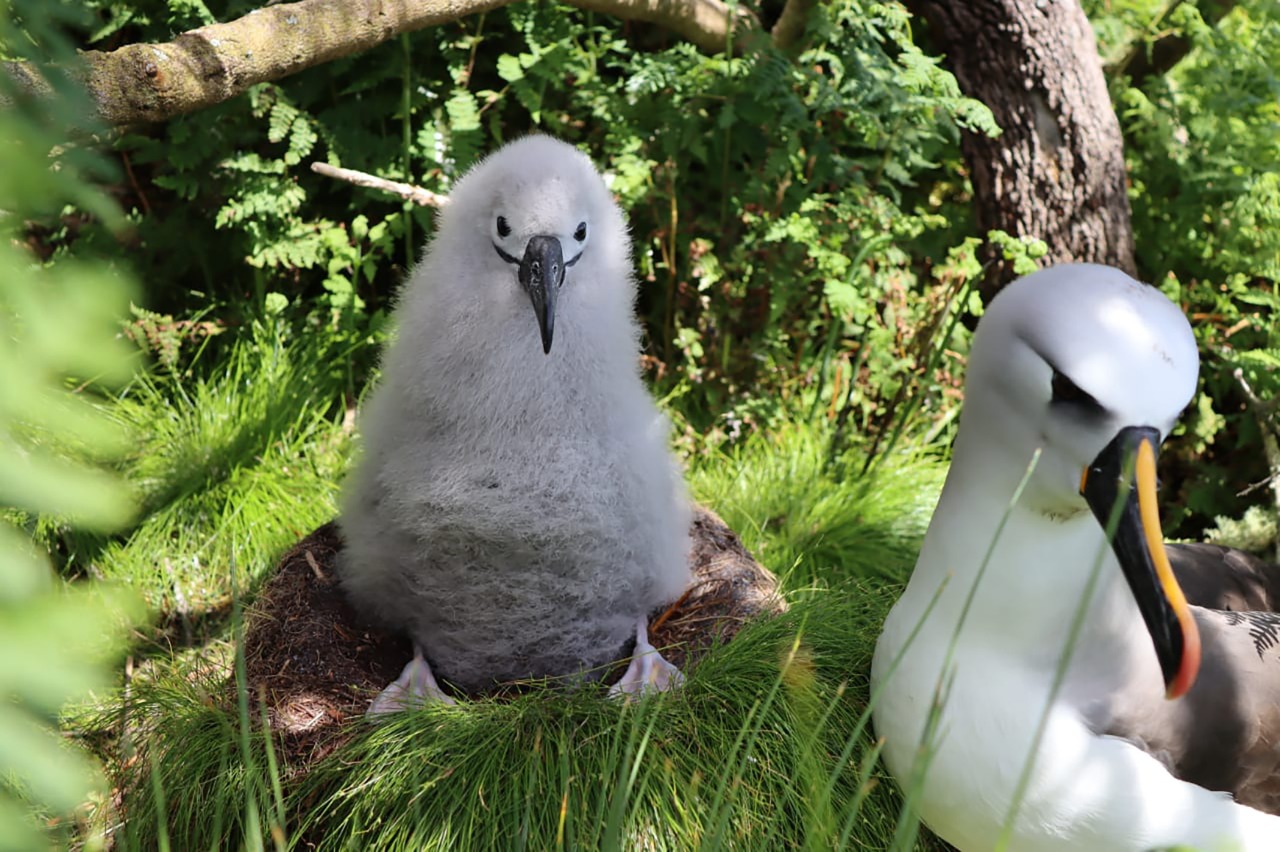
[{"left": 241, "top": 504, "right": 785, "bottom": 768}]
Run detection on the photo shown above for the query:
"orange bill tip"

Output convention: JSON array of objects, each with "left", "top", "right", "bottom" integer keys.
[
  {"left": 1166, "top": 618, "right": 1202, "bottom": 699},
  {"left": 1134, "top": 438, "right": 1201, "bottom": 699}
]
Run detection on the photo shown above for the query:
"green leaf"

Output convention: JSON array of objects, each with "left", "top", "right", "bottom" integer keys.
[
  {"left": 497, "top": 54, "right": 525, "bottom": 83},
  {"left": 264, "top": 292, "right": 289, "bottom": 316},
  {"left": 445, "top": 90, "right": 482, "bottom": 133},
  {"left": 824, "top": 279, "right": 861, "bottom": 315},
  {"left": 351, "top": 214, "right": 369, "bottom": 241}
]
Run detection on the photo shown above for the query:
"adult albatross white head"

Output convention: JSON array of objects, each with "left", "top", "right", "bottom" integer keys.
[{"left": 871, "top": 263, "right": 1280, "bottom": 850}]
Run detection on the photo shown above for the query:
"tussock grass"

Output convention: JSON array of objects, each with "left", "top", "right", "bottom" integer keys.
[
  {"left": 689, "top": 422, "right": 945, "bottom": 589},
  {"left": 51, "top": 321, "right": 354, "bottom": 618},
  {"left": 56, "top": 325, "right": 951, "bottom": 849},
  {"left": 113, "top": 588, "right": 942, "bottom": 850}
]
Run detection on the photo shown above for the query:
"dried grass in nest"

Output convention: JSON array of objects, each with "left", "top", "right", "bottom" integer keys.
[{"left": 240, "top": 504, "right": 785, "bottom": 772}]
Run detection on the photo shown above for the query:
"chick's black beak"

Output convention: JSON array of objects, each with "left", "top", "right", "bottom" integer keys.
[
  {"left": 518, "top": 235, "right": 564, "bottom": 355},
  {"left": 1080, "top": 425, "right": 1201, "bottom": 699}
]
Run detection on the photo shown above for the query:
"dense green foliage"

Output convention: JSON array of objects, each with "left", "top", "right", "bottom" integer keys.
[
  {"left": 5, "top": 0, "right": 1280, "bottom": 847},
  {"left": 55, "top": 0, "right": 997, "bottom": 448}
]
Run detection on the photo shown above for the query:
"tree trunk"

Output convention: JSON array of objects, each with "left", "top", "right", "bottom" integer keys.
[{"left": 907, "top": 0, "right": 1136, "bottom": 294}]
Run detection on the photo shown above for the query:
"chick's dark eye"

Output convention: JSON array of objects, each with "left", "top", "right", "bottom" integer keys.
[
  {"left": 574, "top": 222, "right": 587, "bottom": 242},
  {"left": 1050, "top": 368, "right": 1105, "bottom": 415},
  {"left": 496, "top": 216, "right": 511, "bottom": 238}
]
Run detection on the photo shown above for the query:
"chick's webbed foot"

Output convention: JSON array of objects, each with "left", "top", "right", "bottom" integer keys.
[
  {"left": 609, "top": 617, "right": 683, "bottom": 700},
  {"left": 367, "top": 645, "right": 457, "bottom": 716}
]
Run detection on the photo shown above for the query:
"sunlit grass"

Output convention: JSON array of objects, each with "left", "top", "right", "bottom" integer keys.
[
  {"left": 688, "top": 421, "right": 946, "bottom": 590},
  {"left": 95, "top": 419, "right": 949, "bottom": 848},
  {"left": 46, "top": 323, "right": 952, "bottom": 849},
  {"left": 109, "top": 587, "right": 944, "bottom": 850},
  {"left": 38, "top": 320, "right": 354, "bottom": 619}
]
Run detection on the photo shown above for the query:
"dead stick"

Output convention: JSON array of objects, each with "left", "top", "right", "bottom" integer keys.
[{"left": 310, "top": 162, "right": 448, "bottom": 208}]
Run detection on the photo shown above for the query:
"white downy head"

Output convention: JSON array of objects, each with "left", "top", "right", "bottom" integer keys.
[{"left": 423, "top": 134, "right": 634, "bottom": 358}]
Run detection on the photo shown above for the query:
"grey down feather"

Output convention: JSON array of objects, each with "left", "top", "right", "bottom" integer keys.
[{"left": 337, "top": 135, "right": 692, "bottom": 694}]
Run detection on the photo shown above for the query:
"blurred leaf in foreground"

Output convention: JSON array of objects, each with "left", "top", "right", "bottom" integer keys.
[{"left": 1, "top": 0, "right": 144, "bottom": 845}]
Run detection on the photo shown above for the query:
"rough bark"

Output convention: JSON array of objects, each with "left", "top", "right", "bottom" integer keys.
[
  {"left": 1, "top": 0, "right": 760, "bottom": 127},
  {"left": 907, "top": 0, "right": 1136, "bottom": 294}
]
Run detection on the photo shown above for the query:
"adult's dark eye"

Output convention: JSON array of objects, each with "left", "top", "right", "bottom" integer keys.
[
  {"left": 496, "top": 216, "right": 511, "bottom": 238},
  {"left": 1051, "top": 368, "right": 1105, "bottom": 415},
  {"left": 573, "top": 222, "right": 587, "bottom": 242}
]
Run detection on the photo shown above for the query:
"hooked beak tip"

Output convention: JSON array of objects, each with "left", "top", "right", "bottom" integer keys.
[{"left": 1167, "top": 635, "right": 1201, "bottom": 699}]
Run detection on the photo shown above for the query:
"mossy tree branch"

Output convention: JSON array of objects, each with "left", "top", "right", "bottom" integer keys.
[
  {"left": 770, "top": 0, "right": 816, "bottom": 51},
  {"left": 2, "top": 0, "right": 761, "bottom": 127},
  {"left": 1114, "top": 0, "right": 1237, "bottom": 89}
]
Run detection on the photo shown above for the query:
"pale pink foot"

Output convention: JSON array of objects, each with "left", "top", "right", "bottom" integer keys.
[
  {"left": 608, "top": 617, "right": 683, "bottom": 699},
  {"left": 367, "top": 645, "right": 457, "bottom": 716}
]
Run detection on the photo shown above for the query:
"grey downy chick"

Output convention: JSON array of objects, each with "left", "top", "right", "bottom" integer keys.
[{"left": 337, "top": 135, "right": 692, "bottom": 712}]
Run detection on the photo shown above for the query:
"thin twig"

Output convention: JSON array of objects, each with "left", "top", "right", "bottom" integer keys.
[
  {"left": 310, "top": 162, "right": 449, "bottom": 208},
  {"left": 121, "top": 150, "right": 152, "bottom": 216},
  {"left": 1233, "top": 366, "right": 1280, "bottom": 563},
  {"left": 304, "top": 549, "right": 331, "bottom": 584},
  {"left": 650, "top": 584, "right": 701, "bottom": 632}
]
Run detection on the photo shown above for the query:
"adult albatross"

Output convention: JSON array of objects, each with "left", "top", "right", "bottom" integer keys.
[{"left": 871, "top": 263, "right": 1280, "bottom": 850}]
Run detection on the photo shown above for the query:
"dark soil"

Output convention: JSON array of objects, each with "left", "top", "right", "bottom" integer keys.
[{"left": 240, "top": 504, "right": 784, "bottom": 770}]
